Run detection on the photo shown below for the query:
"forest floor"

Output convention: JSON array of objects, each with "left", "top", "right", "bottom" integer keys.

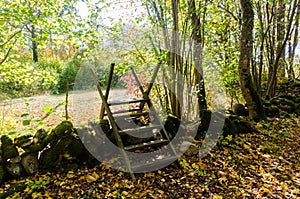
[
  {"left": 0, "top": 115, "right": 299, "bottom": 198},
  {"left": 0, "top": 91, "right": 300, "bottom": 198}
]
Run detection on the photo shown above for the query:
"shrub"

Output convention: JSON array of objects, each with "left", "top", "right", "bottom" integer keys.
[
  {"left": 36, "top": 57, "right": 64, "bottom": 73},
  {"left": 53, "top": 59, "right": 81, "bottom": 94},
  {"left": 0, "top": 61, "right": 57, "bottom": 97}
]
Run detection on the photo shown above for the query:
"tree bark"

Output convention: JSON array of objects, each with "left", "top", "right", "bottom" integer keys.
[
  {"left": 277, "top": 0, "right": 286, "bottom": 78},
  {"left": 31, "top": 24, "right": 38, "bottom": 62},
  {"left": 238, "top": 0, "right": 266, "bottom": 121},
  {"left": 266, "top": 0, "right": 299, "bottom": 97},
  {"left": 189, "top": 0, "right": 207, "bottom": 111}
]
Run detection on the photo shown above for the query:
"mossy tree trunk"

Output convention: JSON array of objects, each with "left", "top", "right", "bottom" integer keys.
[{"left": 238, "top": 0, "right": 266, "bottom": 122}]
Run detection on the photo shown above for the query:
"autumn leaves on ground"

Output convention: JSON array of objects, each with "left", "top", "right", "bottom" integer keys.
[{"left": 1, "top": 111, "right": 299, "bottom": 198}]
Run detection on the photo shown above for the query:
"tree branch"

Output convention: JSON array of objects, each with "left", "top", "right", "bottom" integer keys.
[
  {"left": 0, "top": 30, "right": 21, "bottom": 48},
  {"left": 0, "top": 39, "right": 17, "bottom": 65}
]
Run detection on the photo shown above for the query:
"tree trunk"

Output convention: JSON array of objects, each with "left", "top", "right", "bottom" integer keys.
[
  {"left": 277, "top": 0, "right": 286, "bottom": 78},
  {"left": 189, "top": 0, "right": 207, "bottom": 111},
  {"left": 238, "top": 0, "right": 266, "bottom": 121},
  {"left": 31, "top": 25, "right": 38, "bottom": 62},
  {"left": 288, "top": 4, "right": 300, "bottom": 79},
  {"left": 266, "top": 0, "right": 299, "bottom": 97}
]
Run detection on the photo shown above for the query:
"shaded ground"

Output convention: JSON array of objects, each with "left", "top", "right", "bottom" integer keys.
[{"left": 0, "top": 113, "right": 299, "bottom": 198}]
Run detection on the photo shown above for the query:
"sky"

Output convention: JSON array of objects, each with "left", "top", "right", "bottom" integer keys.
[{"left": 76, "top": 0, "right": 147, "bottom": 26}]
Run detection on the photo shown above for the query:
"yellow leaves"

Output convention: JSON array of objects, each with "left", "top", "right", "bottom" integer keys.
[
  {"left": 31, "top": 192, "right": 43, "bottom": 199},
  {"left": 43, "top": 192, "right": 53, "bottom": 199},
  {"left": 249, "top": 150, "right": 258, "bottom": 159},
  {"left": 260, "top": 186, "right": 272, "bottom": 196},
  {"left": 213, "top": 193, "right": 223, "bottom": 199},
  {"left": 191, "top": 163, "right": 197, "bottom": 169},
  {"left": 92, "top": 171, "right": 100, "bottom": 180},
  {"left": 256, "top": 122, "right": 264, "bottom": 128},
  {"left": 259, "top": 166, "right": 266, "bottom": 174},
  {"left": 66, "top": 172, "right": 75, "bottom": 179},
  {"left": 113, "top": 182, "right": 120, "bottom": 188},
  {"left": 24, "top": 186, "right": 31, "bottom": 193},
  {"left": 218, "top": 176, "right": 227, "bottom": 183},
  {"left": 243, "top": 144, "right": 251, "bottom": 150},
  {"left": 85, "top": 174, "right": 97, "bottom": 183},
  {"left": 33, "top": 137, "right": 39, "bottom": 144},
  {"left": 83, "top": 171, "right": 100, "bottom": 183},
  {"left": 179, "top": 158, "right": 189, "bottom": 169},
  {"left": 198, "top": 160, "right": 208, "bottom": 170}
]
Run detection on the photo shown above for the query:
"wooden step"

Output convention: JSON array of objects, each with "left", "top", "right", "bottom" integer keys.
[
  {"left": 104, "top": 108, "right": 142, "bottom": 115},
  {"left": 113, "top": 112, "right": 149, "bottom": 120},
  {"left": 119, "top": 124, "right": 161, "bottom": 137},
  {"left": 130, "top": 155, "right": 178, "bottom": 172},
  {"left": 108, "top": 98, "right": 147, "bottom": 106},
  {"left": 124, "top": 139, "right": 169, "bottom": 151}
]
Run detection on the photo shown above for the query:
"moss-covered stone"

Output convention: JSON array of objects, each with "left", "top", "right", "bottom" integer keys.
[
  {"left": 263, "top": 100, "right": 272, "bottom": 107},
  {"left": 98, "top": 119, "right": 110, "bottom": 134},
  {"left": 2, "top": 145, "right": 19, "bottom": 161},
  {"left": 264, "top": 105, "right": 280, "bottom": 117},
  {"left": 223, "top": 117, "right": 239, "bottom": 136},
  {"left": 1, "top": 135, "right": 19, "bottom": 161},
  {"left": 39, "top": 135, "right": 73, "bottom": 170},
  {"left": 27, "top": 143, "right": 45, "bottom": 153},
  {"left": 66, "top": 135, "right": 95, "bottom": 164},
  {"left": 14, "top": 135, "right": 32, "bottom": 148},
  {"left": 43, "top": 129, "right": 59, "bottom": 146},
  {"left": 21, "top": 153, "right": 39, "bottom": 175},
  {"left": 232, "top": 104, "right": 248, "bottom": 116},
  {"left": 222, "top": 115, "right": 254, "bottom": 136},
  {"left": 0, "top": 165, "right": 6, "bottom": 184},
  {"left": 6, "top": 163, "right": 22, "bottom": 178},
  {"left": 164, "top": 114, "right": 181, "bottom": 139},
  {"left": 1, "top": 135, "right": 13, "bottom": 146},
  {"left": 63, "top": 163, "right": 79, "bottom": 172},
  {"left": 54, "top": 121, "right": 74, "bottom": 137},
  {"left": 34, "top": 129, "right": 47, "bottom": 143}
]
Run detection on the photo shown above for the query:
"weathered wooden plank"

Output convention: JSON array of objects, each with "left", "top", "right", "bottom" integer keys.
[
  {"left": 99, "top": 63, "right": 115, "bottom": 120},
  {"left": 124, "top": 139, "right": 169, "bottom": 151},
  {"left": 108, "top": 98, "right": 147, "bottom": 106}
]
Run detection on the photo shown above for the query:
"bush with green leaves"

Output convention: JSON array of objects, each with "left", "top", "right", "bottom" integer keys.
[
  {"left": 53, "top": 59, "right": 81, "bottom": 94},
  {"left": 36, "top": 57, "right": 64, "bottom": 74},
  {"left": 0, "top": 61, "right": 57, "bottom": 97}
]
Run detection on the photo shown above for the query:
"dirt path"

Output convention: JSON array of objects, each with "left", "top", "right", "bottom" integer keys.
[{"left": 0, "top": 89, "right": 133, "bottom": 133}]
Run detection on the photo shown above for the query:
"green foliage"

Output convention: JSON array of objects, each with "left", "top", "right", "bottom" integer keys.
[
  {"left": 96, "top": 64, "right": 119, "bottom": 87},
  {"left": 25, "top": 178, "right": 49, "bottom": 190},
  {"left": 0, "top": 61, "right": 57, "bottom": 97},
  {"left": 53, "top": 59, "right": 81, "bottom": 94},
  {"left": 36, "top": 57, "right": 64, "bottom": 74}
]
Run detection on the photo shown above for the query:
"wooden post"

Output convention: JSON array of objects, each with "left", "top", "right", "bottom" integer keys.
[
  {"left": 65, "top": 77, "right": 69, "bottom": 120},
  {"left": 99, "top": 63, "right": 115, "bottom": 120}
]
